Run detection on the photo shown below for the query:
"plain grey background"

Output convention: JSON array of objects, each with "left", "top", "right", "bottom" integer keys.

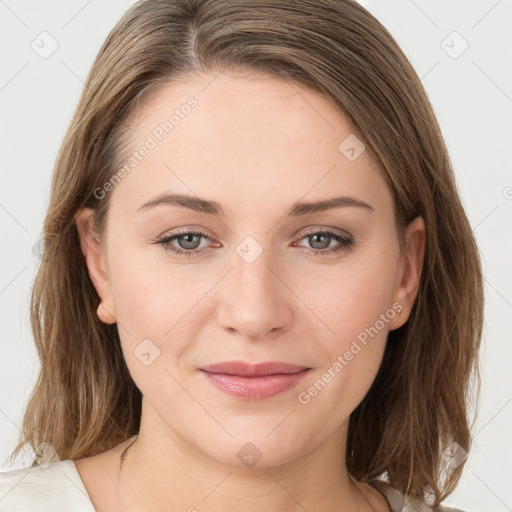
[{"left": 1, "top": 1, "right": 511, "bottom": 510}]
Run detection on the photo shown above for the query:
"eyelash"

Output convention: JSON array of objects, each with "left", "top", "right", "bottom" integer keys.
[{"left": 154, "top": 228, "right": 354, "bottom": 258}]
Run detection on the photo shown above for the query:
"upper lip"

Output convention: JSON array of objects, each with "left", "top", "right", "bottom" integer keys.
[{"left": 200, "top": 361, "right": 310, "bottom": 377}]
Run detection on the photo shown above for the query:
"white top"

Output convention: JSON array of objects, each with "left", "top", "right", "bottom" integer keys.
[
  {"left": 0, "top": 460, "right": 95, "bottom": 511},
  {"left": 0, "top": 460, "right": 464, "bottom": 511}
]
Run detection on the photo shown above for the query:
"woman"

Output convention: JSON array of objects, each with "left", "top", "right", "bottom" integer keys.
[{"left": 0, "top": 0, "right": 483, "bottom": 511}]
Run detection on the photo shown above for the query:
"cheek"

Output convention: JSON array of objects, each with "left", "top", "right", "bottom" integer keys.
[
  {"left": 107, "top": 255, "right": 203, "bottom": 408},
  {"left": 299, "top": 247, "right": 399, "bottom": 343},
  {"left": 294, "top": 248, "right": 399, "bottom": 410},
  {"left": 108, "top": 239, "right": 208, "bottom": 334},
  {"left": 106, "top": 242, "right": 221, "bottom": 392}
]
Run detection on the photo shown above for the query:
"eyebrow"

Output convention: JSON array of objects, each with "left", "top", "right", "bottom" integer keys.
[{"left": 136, "top": 192, "right": 375, "bottom": 216}]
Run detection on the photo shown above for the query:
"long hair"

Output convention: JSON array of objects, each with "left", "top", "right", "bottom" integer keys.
[{"left": 11, "top": 0, "right": 483, "bottom": 506}]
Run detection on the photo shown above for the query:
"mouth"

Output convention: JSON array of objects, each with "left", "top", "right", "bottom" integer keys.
[{"left": 199, "top": 361, "right": 311, "bottom": 400}]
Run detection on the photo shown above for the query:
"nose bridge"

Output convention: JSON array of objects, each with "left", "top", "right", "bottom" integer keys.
[
  {"left": 235, "top": 236, "right": 275, "bottom": 299},
  {"left": 216, "top": 234, "right": 293, "bottom": 339}
]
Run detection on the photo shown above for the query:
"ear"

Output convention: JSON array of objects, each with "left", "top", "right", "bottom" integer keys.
[
  {"left": 388, "top": 216, "right": 426, "bottom": 330},
  {"left": 74, "top": 208, "right": 116, "bottom": 324}
]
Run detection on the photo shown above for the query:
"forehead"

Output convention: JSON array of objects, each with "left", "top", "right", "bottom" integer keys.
[{"left": 110, "top": 70, "right": 390, "bottom": 218}]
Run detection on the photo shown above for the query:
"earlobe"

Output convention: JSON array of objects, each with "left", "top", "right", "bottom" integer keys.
[
  {"left": 75, "top": 208, "right": 117, "bottom": 324},
  {"left": 388, "top": 216, "right": 426, "bottom": 331},
  {"left": 97, "top": 301, "right": 117, "bottom": 324}
]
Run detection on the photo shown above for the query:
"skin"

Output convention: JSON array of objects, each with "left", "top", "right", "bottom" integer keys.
[{"left": 74, "top": 69, "right": 425, "bottom": 512}]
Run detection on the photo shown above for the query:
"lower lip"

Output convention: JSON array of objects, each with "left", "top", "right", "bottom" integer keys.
[{"left": 200, "top": 369, "right": 310, "bottom": 400}]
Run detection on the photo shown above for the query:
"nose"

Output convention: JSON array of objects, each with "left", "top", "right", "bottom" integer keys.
[{"left": 215, "top": 241, "right": 294, "bottom": 342}]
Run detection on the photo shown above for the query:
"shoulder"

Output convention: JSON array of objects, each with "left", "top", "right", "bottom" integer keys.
[
  {"left": 369, "top": 478, "right": 467, "bottom": 512},
  {"left": 0, "top": 460, "right": 95, "bottom": 511}
]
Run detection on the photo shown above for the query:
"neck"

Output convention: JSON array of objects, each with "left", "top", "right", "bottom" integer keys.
[{"left": 117, "top": 402, "right": 377, "bottom": 512}]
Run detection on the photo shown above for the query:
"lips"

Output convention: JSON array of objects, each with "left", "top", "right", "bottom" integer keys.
[
  {"left": 199, "top": 361, "right": 311, "bottom": 400},
  {"left": 201, "top": 361, "right": 309, "bottom": 376}
]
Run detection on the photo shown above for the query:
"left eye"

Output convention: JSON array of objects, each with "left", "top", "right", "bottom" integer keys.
[
  {"left": 155, "top": 229, "right": 353, "bottom": 257},
  {"left": 294, "top": 230, "right": 353, "bottom": 254}
]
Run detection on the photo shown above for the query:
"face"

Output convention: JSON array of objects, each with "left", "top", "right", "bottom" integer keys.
[{"left": 77, "top": 69, "right": 424, "bottom": 468}]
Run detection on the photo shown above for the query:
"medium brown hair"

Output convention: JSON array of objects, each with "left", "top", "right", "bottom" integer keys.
[{"left": 11, "top": 0, "right": 483, "bottom": 506}]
